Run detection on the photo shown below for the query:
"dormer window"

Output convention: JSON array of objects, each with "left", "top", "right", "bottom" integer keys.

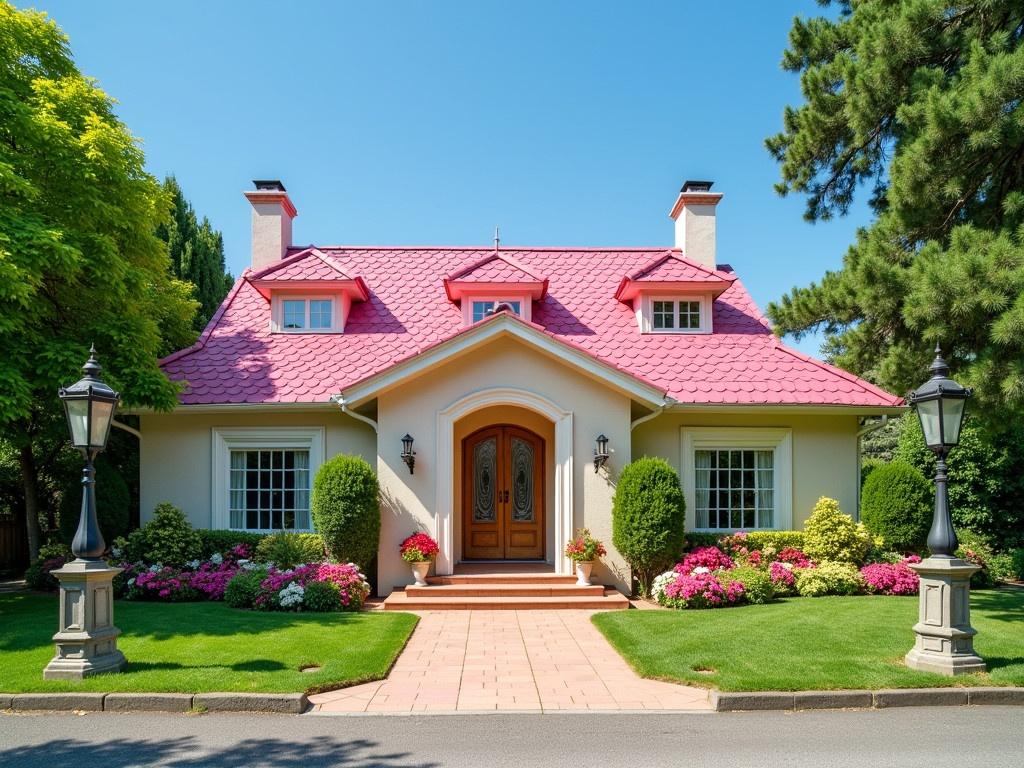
[
  {"left": 651, "top": 298, "right": 704, "bottom": 332},
  {"left": 472, "top": 299, "right": 522, "bottom": 323},
  {"left": 274, "top": 296, "right": 339, "bottom": 333}
]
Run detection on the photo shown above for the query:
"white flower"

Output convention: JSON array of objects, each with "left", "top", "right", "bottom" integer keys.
[
  {"left": 111, "top": 546, "right": 122, "bottom": 558},
  {"left": 278, "top": 583, "right": 305, "bottom": 608},
  {"left": 781, "top": 562, "right": 793, "bottom": 571},
  {"left": 242, "top": 561, "right": 260, "bottom": 571},
  {"left": 651, "top": 570, "right": 677, "bottom": 602},
  {"left": 127, "top": 577, "right": 136, "bottom": 586},
  {"left": 188, "top": 559, "right": 201, "bottom": 569},
  {"left": 149, "top": 564, "right": 160, "bottom": 573},
  {"left": 692, "top": 566, "right": 711, "bottom": 575},
  {"left": 210, "top": 553, "right": 223, "bottom": 565}
]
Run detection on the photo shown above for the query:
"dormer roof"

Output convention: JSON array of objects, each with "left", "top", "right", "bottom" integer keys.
[
  {"left": 614, "top": 250, "right": 735, "bottom": 302},
  {"left": 443, "top": 252, "right": 548, "bottom": 302},
  {"left": 248, "top": 247, "right": 370, "bottom": 302}
]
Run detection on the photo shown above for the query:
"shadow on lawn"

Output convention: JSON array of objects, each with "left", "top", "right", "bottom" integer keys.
[
  {"left": 973, "top": 589, "right": 1024, "bottom": 623},
  {"left": 124, "top": 658, "right": 289, "bottom": 674},
  {"left": 0, "top": 735, "right": 440, "bottom": 768}
]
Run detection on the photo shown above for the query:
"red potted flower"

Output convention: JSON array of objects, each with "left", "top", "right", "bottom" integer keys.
[
  {"left": 564, "top": 528, "right": 607, "bottom": 586},
  {"left": 400, "top": 532, "right": 439, "bottom": 586}
]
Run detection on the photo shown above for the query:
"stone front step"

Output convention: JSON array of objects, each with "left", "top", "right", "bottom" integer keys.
[
  {"left": 382, "top": 588, "right": 629, "bottom": 611},
  {"left": 406, "top": 583, "right": 605, "bottom": 598},
  {"left": 427, "top": 573, "right": 578, "bottom": 586}
]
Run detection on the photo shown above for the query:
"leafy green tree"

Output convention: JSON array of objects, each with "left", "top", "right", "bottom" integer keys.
[
  {"left": 157, "top": 176, "right": 233, "bottom": 331},
  {"left": 0, "top": 4, "right": 197, "bottom": 559},
  {"left": 765, "top": 1, "right": 1024, "bottom": 422}
]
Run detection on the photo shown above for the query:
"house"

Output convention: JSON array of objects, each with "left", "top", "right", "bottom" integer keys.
[{"left": 139, "top": 179, "right": 903, "bottom": 599}]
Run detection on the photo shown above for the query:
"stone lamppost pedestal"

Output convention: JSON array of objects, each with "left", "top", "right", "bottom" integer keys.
[
  {"left": 905, "top": 557, "right": 986, "bottom": 676},
  {"left": 43, "top": 559, "right": 126, "bottom": 680}
]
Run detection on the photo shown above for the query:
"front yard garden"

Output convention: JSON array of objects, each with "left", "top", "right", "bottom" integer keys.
[
  {"left": 0, "top": 593, "right": 417, "bottom": 694},
  {"left": 593, "top": 589, "right": 1024, "bottom": 691}
]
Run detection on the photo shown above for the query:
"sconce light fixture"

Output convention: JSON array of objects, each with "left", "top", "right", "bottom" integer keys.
[
  {"left": 401, "top": 433, "right": 416, "bottom": 474},
  {"left": 593, "top": 433, "right": 609, "bottom": 473}
]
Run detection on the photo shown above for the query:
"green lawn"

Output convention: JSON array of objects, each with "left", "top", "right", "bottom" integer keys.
[
  {"left": 593, "top": 589, "right": 1024, "bottom": 692},
  {"left": 0, "top": 594, "right": 417, "bottom": 694}
]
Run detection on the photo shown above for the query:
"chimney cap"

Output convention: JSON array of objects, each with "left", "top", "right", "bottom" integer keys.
[
  {"left": 681, "top": 180, "right": 713, "bottom": 193},
  {"left": 253, "top": 179, "right": 287, "bottom": 192}
]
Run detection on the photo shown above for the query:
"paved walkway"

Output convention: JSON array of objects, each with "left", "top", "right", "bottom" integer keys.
[{"left": 309, "top": 610, "right": 710, "bottom": 714}]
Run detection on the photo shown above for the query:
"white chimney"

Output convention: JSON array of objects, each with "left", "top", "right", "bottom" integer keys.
[
  {"left": 244, "top": 180, "right": 297, "bottom": 271},
  {"left": 669, "top": 180, "right": 723, "bottom": 269}
]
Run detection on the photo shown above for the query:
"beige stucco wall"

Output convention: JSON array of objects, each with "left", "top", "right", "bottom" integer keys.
[
  {"left": 376, "top": 336, "right": 633, "bottom": 595},
  {"left": 631, "top": 410, "right": 860, "bottom": 530},
  {"left": 139, "top": 409, "right": 376, "bottom": 528}
]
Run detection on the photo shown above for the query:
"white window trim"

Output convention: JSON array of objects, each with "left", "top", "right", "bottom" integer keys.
[
  {"left": 270, "top": 294, "right": 343, "bottom": 333},
  {"left": 638, "top": 293, "right": 712, "bottom": 334},
  {"left": 462, "top": 295, "right": 532, "bottom": 325},
  {"left": 680, "top": 427, "right": 792, "bottom": 532},
  {"left": 211, "top": 426, "right": 325, "bottom": 532}
]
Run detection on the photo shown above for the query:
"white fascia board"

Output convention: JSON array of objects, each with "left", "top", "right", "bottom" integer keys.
[{"left": 663, "top": 403, "right": 907, "bottom": 416}]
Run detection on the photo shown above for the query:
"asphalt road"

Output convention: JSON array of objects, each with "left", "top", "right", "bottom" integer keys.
[{"left": 2, "top": 708, "right": 1023, "bottom": 767}]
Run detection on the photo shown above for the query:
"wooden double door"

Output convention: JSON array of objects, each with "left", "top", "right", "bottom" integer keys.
[{"left": 462, "top": 425, "right": 545, "bottom": 560}]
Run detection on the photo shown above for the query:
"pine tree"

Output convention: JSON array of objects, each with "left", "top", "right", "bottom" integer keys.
[
  {"left": 157, "top": 176, "right": 233, "bottom": 331},
  {"left": 766, "top": 1, "right": 1024, "bottom": 427}
]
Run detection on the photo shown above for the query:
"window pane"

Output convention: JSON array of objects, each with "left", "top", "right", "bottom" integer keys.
[
  {"left": 652, "top": 301, "right": 675, "bottom": 330},
  {"left": 679, "top": 301, "right": 701, "bottom": 329},
  {"left": 283, "top": 300, "right": 306, "bottom": 329},
  {"left": 309, "top": 300, "right": 332, "bottom": 329},
  {"left": 696, "top": 447, "right": 775, "bottom": 531},
  {"left": 472, "top": 301, "right": 495, "bottom": 323},
  {"left": 506, "top": 301, "right": 521, "bottom": 315},
  {"left": 228, "top": 449, "right": 311, "bottom": 531}
]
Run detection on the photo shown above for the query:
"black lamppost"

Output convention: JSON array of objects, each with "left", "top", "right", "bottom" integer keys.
[
  {"left": 44, "top": 346, "right": 127, "bottom": 680},
  {"left": 58, "top": 346, "right": 120, "bottom": 559},
  {"left": 908, "top": 344, "right": 971, "bottom": 557},
  {"left": 904, "top": 344, "right": 985, "bottom": 676}
]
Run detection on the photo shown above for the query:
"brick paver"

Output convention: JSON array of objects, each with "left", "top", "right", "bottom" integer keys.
[{"left": 309, "top": 610, "right": 710, "bottom": 714}]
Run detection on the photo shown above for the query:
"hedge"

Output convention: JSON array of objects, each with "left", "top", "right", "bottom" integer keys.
[
  {"left": 311, "top": 455, "right": 380, "bottom": 569},
  {"left": 860, "top": 460, "right": 931, "bottom": 550}
]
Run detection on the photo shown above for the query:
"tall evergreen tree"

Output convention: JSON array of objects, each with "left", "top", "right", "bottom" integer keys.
[
  {"left": 157, "top": 176, "right": 233, "bottom": 331},
  {"left": 766, "top": 1, "right": 1024, "bottom": 426}
]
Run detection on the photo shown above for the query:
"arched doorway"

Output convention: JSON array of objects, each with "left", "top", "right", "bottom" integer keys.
[{"left": 462, "top": 424, "right": 545, "bottom": 560}]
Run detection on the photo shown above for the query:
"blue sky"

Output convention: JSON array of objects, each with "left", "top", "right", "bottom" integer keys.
[{"left": 24, "top": 1, "right": 867, "bottom": 355}]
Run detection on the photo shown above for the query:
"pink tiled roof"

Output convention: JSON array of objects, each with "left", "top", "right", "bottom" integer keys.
[
  {"left": 628, "top": 251, "right": 735, "bottom": 284},
  {"left": 447, "top": 252, "right": 544, "bottom": 283},
  {"left": 161, "top": 246, "right": 902, "bottom": 408}
]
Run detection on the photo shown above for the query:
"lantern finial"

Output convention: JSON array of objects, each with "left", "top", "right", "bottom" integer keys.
[
  {"left": 82, "top": 344, "right": 102, "bottom": 380},
  {"left": 929, "top": 344, "right": 950, "bottom": 379}
]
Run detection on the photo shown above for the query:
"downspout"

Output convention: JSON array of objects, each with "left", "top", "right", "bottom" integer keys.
[
  {"left": 630, "top": 399, "right": 670, "bottom": 432},
  {"left": 330, "top": 394, "right": 379, "bottom": 433},
  {"left": 855, "top": 415, "right": 889, "bottom": 520}
]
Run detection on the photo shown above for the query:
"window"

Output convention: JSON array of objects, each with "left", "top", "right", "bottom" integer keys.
[
  {"left": 212, "top": 427, "right": 324, "bottom": 532},
  {"left": 694, "top": 449, "right": 774, "bottom": 530},
  {"left": 229, "top": 449, "right": 310, "bottom": 531},
  {"left": 274, "top": 297, "right": 335, "bottom": 332},
  {"left": 681, "top": 428, "right": 792, "bottom": 531},
  {"left": 471, "top": 299, "right": 522, "bottom": 323},
  {"left": 648, "top": 298, "right": 707, "bottom": 333}
]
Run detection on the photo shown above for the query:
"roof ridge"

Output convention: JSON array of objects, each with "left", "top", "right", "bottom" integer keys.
[
  {"left": 771, "top": 340, "right": 904, "bottom": 405},
  {"left": 159, "top": 270, "right": 251, "bottom": 367},
  {"left": 305, "top": 245, "right": 676, "bottom": 253},
  {"left": 628, "top": 250, "right": 735, "bottom": 282},
  {"left": 446, "top": 251, "right": 546, "bottom": 282}
]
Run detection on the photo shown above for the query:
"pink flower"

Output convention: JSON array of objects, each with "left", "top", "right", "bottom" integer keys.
[
  {"left": 678, "top": 546, "right": 735, "bottom": 575},
  {"left": 860, "top": 562, "right": 919, "bottom": 596}
]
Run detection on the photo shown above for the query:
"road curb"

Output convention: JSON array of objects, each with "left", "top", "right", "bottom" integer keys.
[
  {"left": 1, "top": 692, "right": 307, "bottom": 714},
  {"left": 712, "top": 687, "right": 1023, "bottom": 712}
]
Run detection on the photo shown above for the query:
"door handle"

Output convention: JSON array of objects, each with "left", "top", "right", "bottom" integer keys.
[{"left": 500, "top": 490, "right": 510, "bottom": 503}]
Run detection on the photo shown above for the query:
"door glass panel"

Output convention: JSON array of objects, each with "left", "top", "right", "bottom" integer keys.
[
  {"left": 473, "top": 437, "right": 497, "bottom": 522},
  {"left": 510, "top": 436, "right": 535, "bottom": 522}
]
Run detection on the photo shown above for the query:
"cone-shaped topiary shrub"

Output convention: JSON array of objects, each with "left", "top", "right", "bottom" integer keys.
[
  {"left": 612, "top": 457, "right": 686, "bottom": 596},
  {"left": 311, "top": 455, "right": 380, "bottom": 569},
  {"left": 860, "top": 460, "right": 932, "bottom": 551}
]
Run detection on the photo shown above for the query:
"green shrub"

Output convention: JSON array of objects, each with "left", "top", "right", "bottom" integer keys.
[
  {"left": 255, "top": 532, "right": 325, "bottom": 568},
  {"left": 721, "top": 566, "right": 775, "bottom": 605},
  {"left": 303, "top": 579, "right": 342, "bottom": 612},
  {"left": 988, "top": 552, "right": 1015, "bottom": 584},
  {"left": 311, "top": 455, "right": 380, "bottom": 569},
  {"left": 742, "top": 531, "right": 805, "bottom": 552},
  {"left": 683, "top": 533, "right": 720, "bottom": 550},
  {"left": 1009, "top": 549, "right": 1024, "bottom": 581},
  {"left": 860, "top": 461, "right": 932, "bottom": 551},
  {"left": 860, "top": 457, "right": 885, "bottom": 487},
  {"left": 795, "top": 561, "right": 864, "bottom": 597},
  {"left": 955, "top": 528, "right": 998, "bottom": 588},
  {"left": 58, "top": 458, "right": 131, "bottom": 546},
  {"left": 197, "top": 530, "right": 265, "bottom": 559},
  {"left": 133, "top": 502, "right": 202, "bottom": 567},
  {"left": 224, "top": 568, "right": 267, "bottom": 609},
  {"left": 803, "top": 497, "right": 872, "bottom": 565},
  {"left": 24, "top": 542, "right": 73, "bottom": 591},
  {"left": 612, "top": 457, "right": 687, "bottom": 597}
]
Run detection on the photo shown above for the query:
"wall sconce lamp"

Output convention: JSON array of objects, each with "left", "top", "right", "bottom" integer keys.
[
  {"left": 400, "top": 434, "right": 416, "bottom": 475},
  {"left": 593, "top": 434, "right": 610, "bottom": 473}
]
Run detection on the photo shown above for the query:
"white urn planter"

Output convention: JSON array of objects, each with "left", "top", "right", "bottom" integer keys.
[
  {"left": 575, "top": 561, "right": 594, "bottom": 586},
  {"left": 410, "top": 561, "right": 430, "bottom": 587}
]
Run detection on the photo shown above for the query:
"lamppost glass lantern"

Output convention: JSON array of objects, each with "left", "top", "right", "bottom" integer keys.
[
  {"left": 908, "top": 344, "right": 970, "bottom": 557},
  {"left": 909, "top": 344, "right": 970, "bottom": 453},
  {"left": 59, "top": 346, "right": 119, "bottom": 457}
]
